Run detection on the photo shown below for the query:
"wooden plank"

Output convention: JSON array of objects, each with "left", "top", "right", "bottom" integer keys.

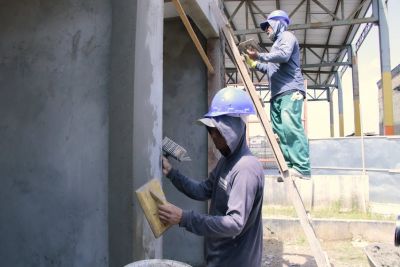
[
  {"left": 172, "top": 0, "right": 214, "bottom": 74},
  {"left": 136, "top": 179, "right": 171, "bottom": 238},
  {"left": 211, "top": 4, "right": 330, "bottom": 267},
  {"left": 219, "top": 20, "right": 288, "bottom": 173}
]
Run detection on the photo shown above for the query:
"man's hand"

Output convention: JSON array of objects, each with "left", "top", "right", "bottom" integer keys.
[
  {"left": 244, "top": 54, "right": 257, "bottom": 69},
  {"left": 158, "top": 203, "right": 182, "bottom": 225},
  {"left": 246, "top": 48, "right": 258, "bottom": 60},
  {"left": 162, "top": 156, "right": 172, "bottom": 176}
]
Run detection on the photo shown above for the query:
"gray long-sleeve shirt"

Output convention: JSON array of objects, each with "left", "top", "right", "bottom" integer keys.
[
  {"left": 255, "top": 30, "right": 304, "bottom": 99},
  {"left": 167, "top": 116, "right": 264, "bottom": 267}
]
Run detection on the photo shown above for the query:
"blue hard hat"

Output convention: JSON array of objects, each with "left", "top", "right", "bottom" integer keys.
[
  {"left": 260, "top": 10, "right": 290, "bottom": 31},
  {"left": 204, "top": 87, "right": 256, "bottom": 117}
]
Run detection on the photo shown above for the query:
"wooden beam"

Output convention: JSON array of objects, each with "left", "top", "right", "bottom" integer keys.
[{"left": 172, "top": 0, "right": 214, "bottom": 73}]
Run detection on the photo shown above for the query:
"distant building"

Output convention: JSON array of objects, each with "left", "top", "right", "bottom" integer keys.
[{"left": 377, "top": 64, "right": 400, "bottom": 135}]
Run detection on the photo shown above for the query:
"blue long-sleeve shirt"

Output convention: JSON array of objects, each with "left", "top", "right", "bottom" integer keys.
[
  {"left": 167, "top": 116, "right": 264, "bottom": 267},
  {"left": 255, "top": 31, "right": 305, "bottom": 99}
]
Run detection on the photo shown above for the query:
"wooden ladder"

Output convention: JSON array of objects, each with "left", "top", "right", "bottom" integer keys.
[{"left": 212, "top": 5, "right": 330, "bottom": 267}]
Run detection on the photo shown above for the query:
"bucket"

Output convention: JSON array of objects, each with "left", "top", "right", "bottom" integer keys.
[{"left": 124, "top": 259, "right": 192, "bottom": 267}]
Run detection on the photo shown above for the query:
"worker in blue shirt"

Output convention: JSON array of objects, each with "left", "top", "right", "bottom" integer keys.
[
  {"left": 244, "top": 10, "right": 311, "bottom": 180},
  {"left": 158, "top": 87, "right": 265, "bottom": 267}
]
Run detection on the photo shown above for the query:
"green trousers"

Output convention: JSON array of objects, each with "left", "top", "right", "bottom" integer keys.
[{"left": 270, "top": 91, "right": 311, "bottom": 175}]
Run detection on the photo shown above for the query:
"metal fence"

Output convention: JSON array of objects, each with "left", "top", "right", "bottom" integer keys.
[{"left": 248, "top": 135, "right": 278, "bottom": 170}]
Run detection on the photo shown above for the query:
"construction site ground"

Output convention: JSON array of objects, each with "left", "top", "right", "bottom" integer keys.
[
  {"left": 261, "top": 205, "right": 397, "bottom": 267},
  {"left": 262, "top": 233, "right": 370, "bottom": 267}
]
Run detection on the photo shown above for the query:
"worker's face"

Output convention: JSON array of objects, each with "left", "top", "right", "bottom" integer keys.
[
  {"left": 265, "top": 25, "right": 275, "bottom": 41},
  {"left": 207, "top": 127, "right": 231, "bottom": 157}
]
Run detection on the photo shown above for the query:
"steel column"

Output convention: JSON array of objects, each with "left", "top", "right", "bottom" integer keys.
[
  {"left": 335, "top": 72, "right": 345, "bottom": 137},
  {"left": 373, "top": 0, "right": 394, "bottom": 135},
  {"left": 349, "top": 45, "right": 361, "bottom": 136},
  {"left": 328, "top": 88, "right": 335, "bottom": 137}
]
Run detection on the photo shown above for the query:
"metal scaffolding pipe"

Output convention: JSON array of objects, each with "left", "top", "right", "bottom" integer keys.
[
  {"left": 349, "top": 45, "right": 362, "bottom": 136},
  {"left": 234, "top": 17, "right": 378, "bottom": 35},
  {"left": 328, "top": 88, "right": 335, "bottom": 137},
  {"left": 335, "top": 72, "right": 345, "bottom": 137}
]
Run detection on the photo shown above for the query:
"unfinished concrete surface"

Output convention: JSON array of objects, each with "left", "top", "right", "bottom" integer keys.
[
  {"left": 109, "top": 0, "right": 164, "bottom": 266},
  {"left": 0, "top": 0, "right": 165, "bottom": 266},
  {"left": 0, "top": 0, "right": 111, "bottom": 266},
  {"left": 163, "top": 18, "right": 208, "bottom": 267}
]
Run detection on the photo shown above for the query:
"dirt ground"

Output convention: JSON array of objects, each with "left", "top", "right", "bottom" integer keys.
[{"left": 262, "top": 234, "right": 372, "bottom": 267}]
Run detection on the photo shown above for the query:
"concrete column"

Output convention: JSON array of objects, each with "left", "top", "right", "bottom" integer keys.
[
  {"left": 349, "top": 45, "right": 362, "bottom": 136},
  {"left": 132, "top": 0, "right": 164, "bottom": 261},
  {"left": 207, "top": 37, "right": 225, "bottom": 172},
  {"left": 373, "top": 0, "right": 394, "bottom": 135},
  {"left": 109, "top": 1, "right": 163, "bottom": 266},
  {"left": 336, "top": 72, "right": 345, "bottom": 137},
  {"left": 328, "top": 88, "right": 335, "bottom": 137}
]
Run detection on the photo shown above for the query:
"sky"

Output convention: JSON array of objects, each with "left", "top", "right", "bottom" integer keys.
[{"left": 306, "top": 0, "right": 400, "bottom": 138}]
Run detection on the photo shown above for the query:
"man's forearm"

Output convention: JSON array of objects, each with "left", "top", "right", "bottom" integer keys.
[{"left": 167, "top": 169, "right": 211, "bottom": 201}]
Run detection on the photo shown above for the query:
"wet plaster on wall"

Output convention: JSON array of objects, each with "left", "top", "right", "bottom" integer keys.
[
  {"left": 0, "top": 0, "right": 110, "bottom": 266},
  {"left": 108, "top": 0, "right": 137, "bottom": 265},
  {"left": 132, "top": 0, "right": 164, "bottom": 261}
]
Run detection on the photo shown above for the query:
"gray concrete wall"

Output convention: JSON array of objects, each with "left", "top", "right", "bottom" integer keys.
[
  {"left": 163, "top": 18, "right": 208, "bottom": 267},
  {"left": 0, "top": 0, "right": 111, "bottom": 266},
  {"left": 109, "top": 0, "right": 164, "bottom": 266},
  {"left": 310, "top": 137, "right": 400, "bottom": 203}
]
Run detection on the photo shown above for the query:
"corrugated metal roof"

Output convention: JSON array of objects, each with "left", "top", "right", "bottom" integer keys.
[{"left": 223, "top": 0, "right": 373, "bottom": 94}]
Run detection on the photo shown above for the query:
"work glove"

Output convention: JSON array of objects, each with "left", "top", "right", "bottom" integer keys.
[{"left": 244, "top": 54, "right": 257, "bottom": 69}]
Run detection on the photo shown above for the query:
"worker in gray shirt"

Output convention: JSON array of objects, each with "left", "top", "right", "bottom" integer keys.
[
  {"left": 244, "top": 10, "right": 311, "bottom": 180},
  {"left": 158, "top": 87, "right": 264, "bottom": 267}
]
